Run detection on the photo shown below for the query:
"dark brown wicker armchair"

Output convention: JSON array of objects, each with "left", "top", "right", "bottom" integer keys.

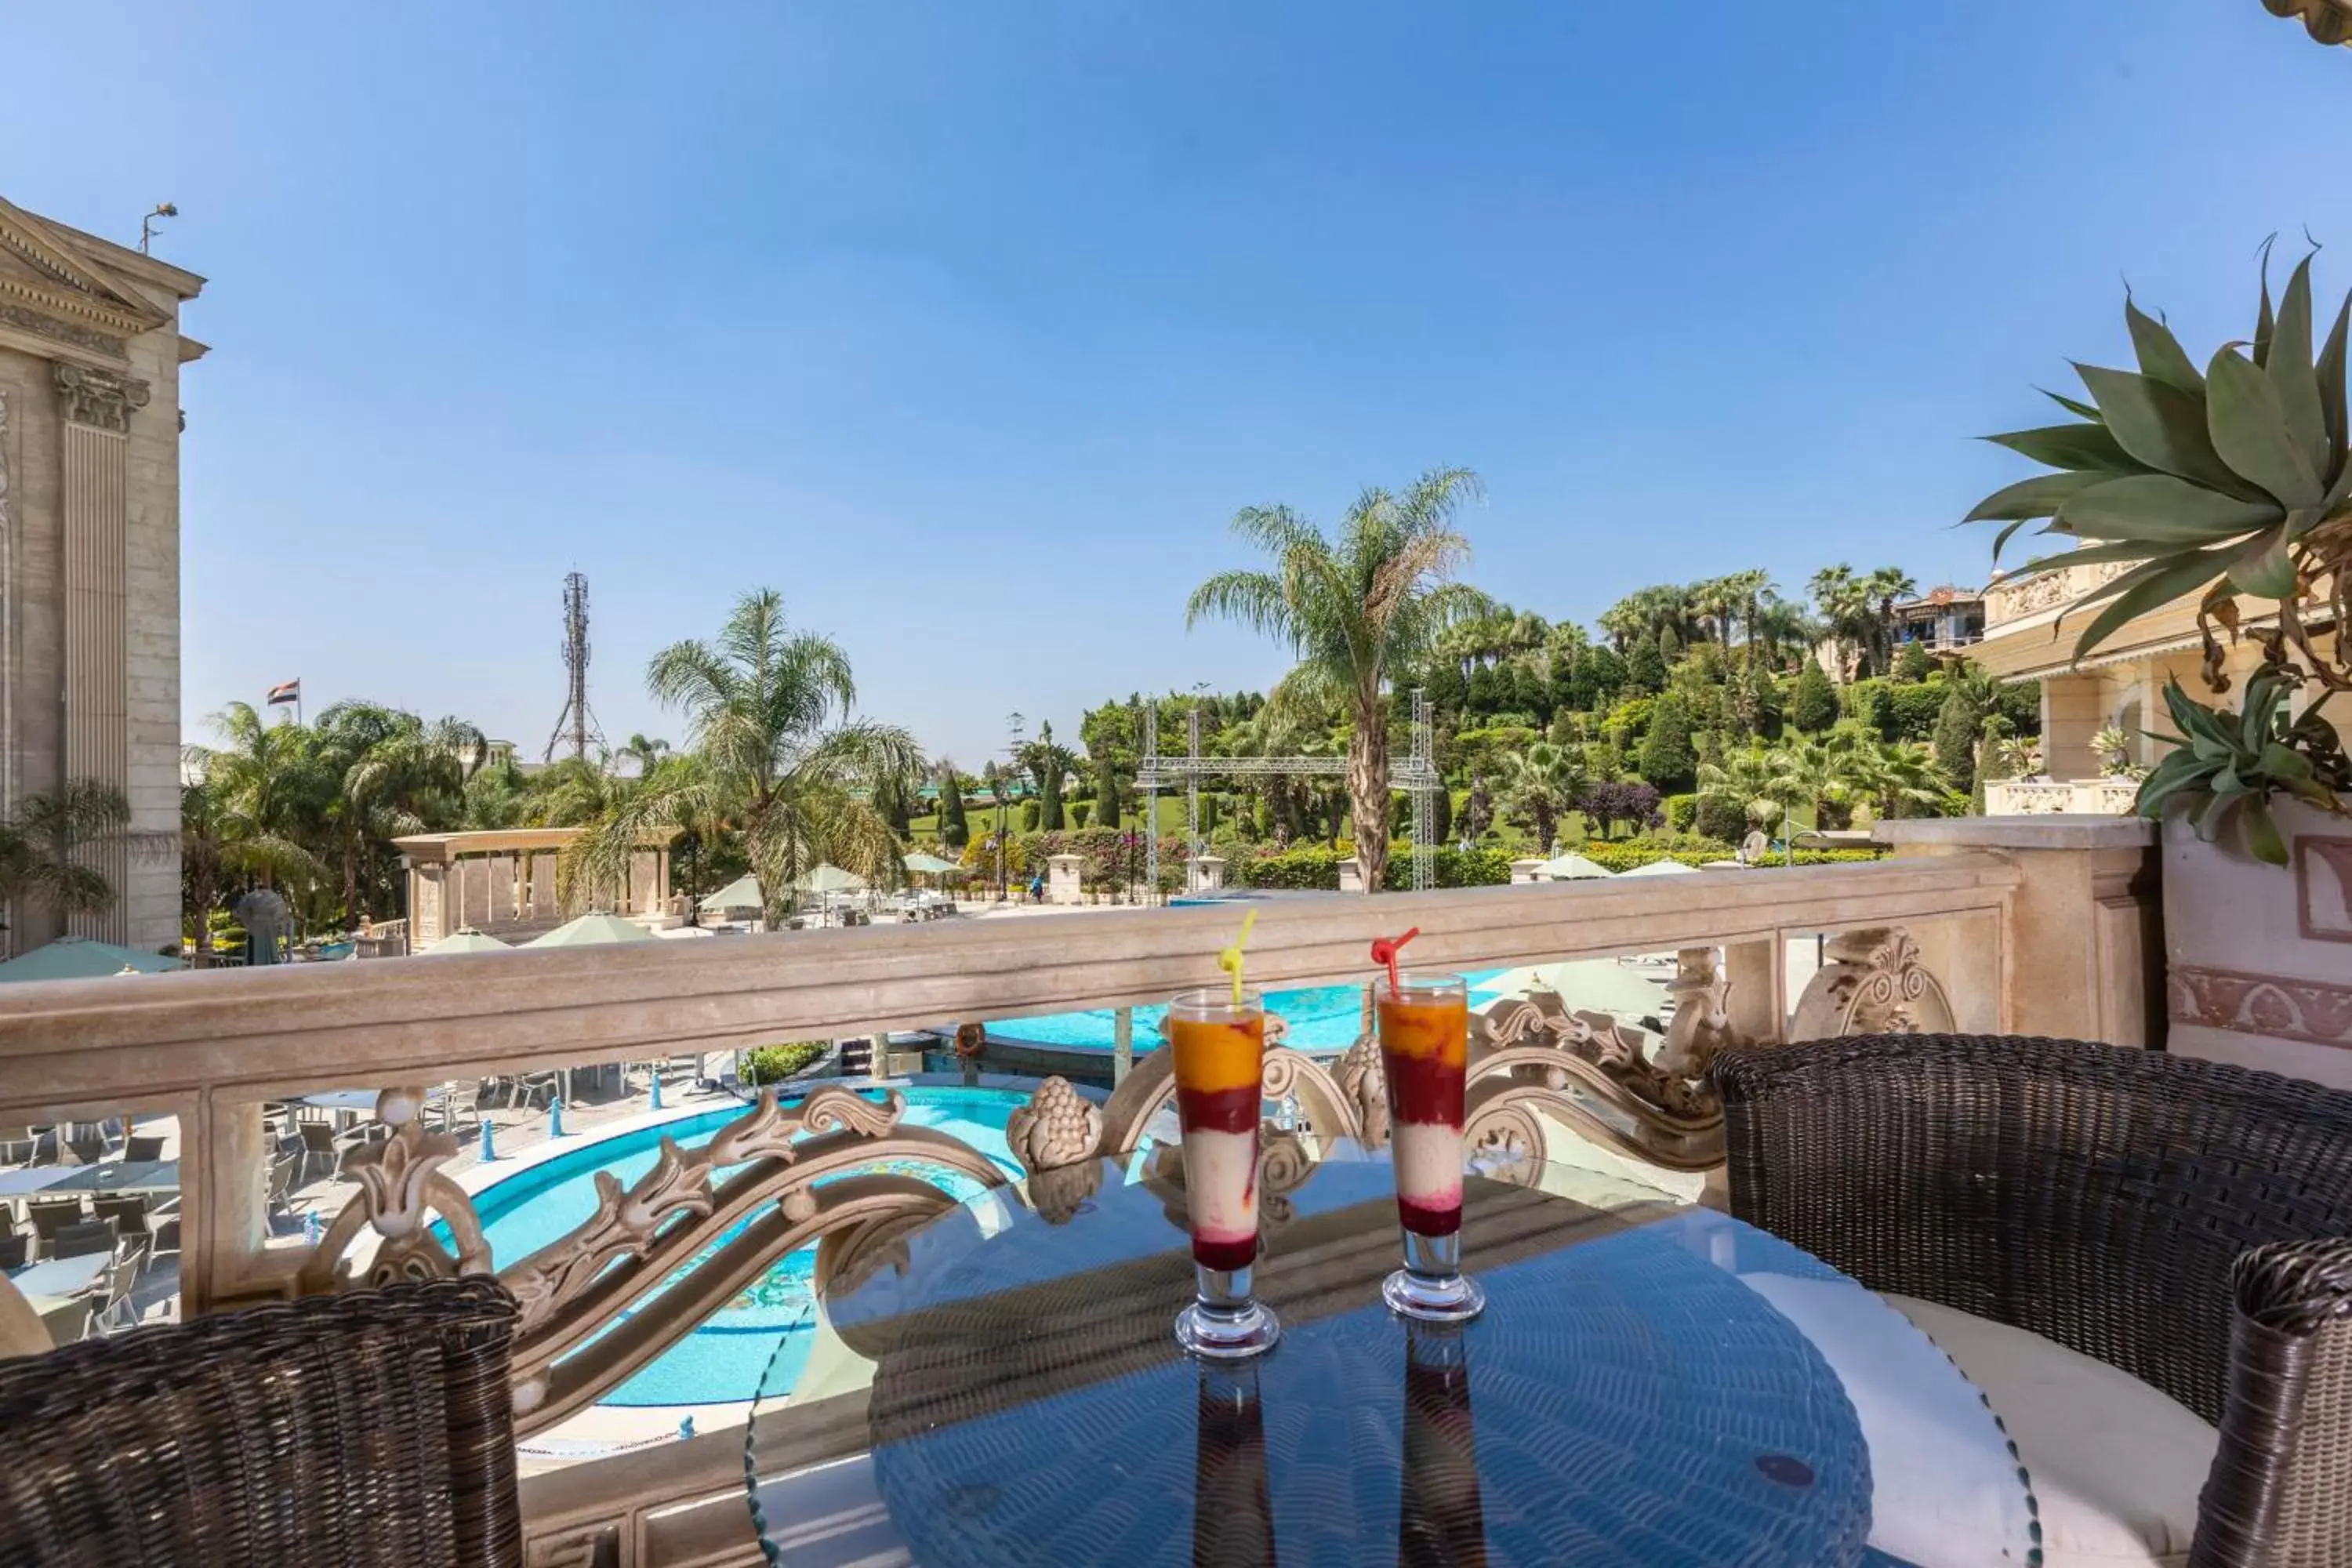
[
  {"left": 1713, "top": 1033, "right": 2352, "bottom": 1568},
  {"left": 0, "top": 1276, "right": 523, "bottom": 1568}
]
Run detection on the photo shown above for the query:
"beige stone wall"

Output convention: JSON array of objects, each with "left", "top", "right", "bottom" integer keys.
[{"left": 119, "top": 277, "right": 184, "bottom": 956}]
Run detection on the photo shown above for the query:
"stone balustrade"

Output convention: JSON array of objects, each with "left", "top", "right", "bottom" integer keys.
[
  {"left": 1984, "top": 557, "right": 2135, "bottom": 628},
  {"left": 1985, "top": 779, "right": 2140, "bottom": 815},
  {"left": 0, "top": 828, "right": 2158, "bottom": 1567}
]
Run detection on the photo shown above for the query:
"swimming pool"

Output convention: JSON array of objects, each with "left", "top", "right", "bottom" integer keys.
[
  {"left": 466, "top": 1084, "right": 1028, "bottom": 1409},
  {"left": 988, "top": 968, "right": 1510, "bottom": 1052}
]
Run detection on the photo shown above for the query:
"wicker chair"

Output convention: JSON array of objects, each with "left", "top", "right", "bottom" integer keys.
[
  {"left": 1714, "top": 1033, "right": 2352, "bottom": 1568},
  {"left": 0, "top": 1277, "right": 523, "bottom": 1567}
]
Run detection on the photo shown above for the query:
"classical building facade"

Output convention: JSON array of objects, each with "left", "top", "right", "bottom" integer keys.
[{"left": 0, "top": 195, "right": 205, "bottom": 955}]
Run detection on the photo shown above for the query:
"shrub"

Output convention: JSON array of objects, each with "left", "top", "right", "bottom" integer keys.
[
  {"left": 1069, "top": 800, "right": 1092, "bottom": 828},
  {"left": 1881, "top": 681, "right": 1948, "bottom": 743},
  {"left": 1694, "top": 793, "right": 1751, "bottom": 843},
  {"left": 1577, "top": 779, "right": 1664, "bottom": 838},
  {"left": 1932, "top": 686, "right": 1980, "bottom": 793},
  {"left": 1894, "top": 641, "right": 1934, "bottom": 683},
  {"left": 1636, "top": 691, "right": 1697, "bottom": 793},
  {"left": 1021, "top": 800, "right": 1042, "bottom": 832},
  {"left": 1790, "top": 662, "right": 1838, "bottom": 733},
  {"left": 1664, "top": 793, "right": 1698, "bottom": 832},
  {"left": 742, "top": 1042, "right": 829, "bottom": 1085},
  {"left": 1840, "top": 677, "right": 1888, "bottom": 733},
  {"left": 1383, "top": 845, "right": 1513, "bottom": 890}
]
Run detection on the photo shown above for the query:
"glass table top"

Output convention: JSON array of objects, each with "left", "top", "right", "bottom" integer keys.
[{"left": 747, "top": 1144, "right": 2039, "bottom": 1567}]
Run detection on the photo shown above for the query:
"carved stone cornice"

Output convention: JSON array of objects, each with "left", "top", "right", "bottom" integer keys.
[
  {"left": 52, "top": 363, "right": 149, "bottom": 433},
  {"left": 0, "top": 303, "right": 125, "bottom": 361}
]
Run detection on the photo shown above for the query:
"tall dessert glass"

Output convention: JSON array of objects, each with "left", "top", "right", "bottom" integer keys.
[
  {"left": 1375, "top": 971, "right": 1485, "bottom": 1322},
  {"left": 1167, "top": 985, "right": 1281, "bottom": 1358}
]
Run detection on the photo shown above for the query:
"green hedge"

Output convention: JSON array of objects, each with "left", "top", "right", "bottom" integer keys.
[
  {"left": 1225, "top": 844, "right": 1514, "bottom": 891},
  {"left": 1693, "top": 793, "right": 1750, "bottom": 843},
  {"left": 1664, "top": 793, "right": 1698, "bottom": 832},
  {"left": 742, "top": 1042, "right": 829, "bottom": 1085}
]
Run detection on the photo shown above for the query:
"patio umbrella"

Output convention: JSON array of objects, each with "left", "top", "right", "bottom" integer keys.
[
  {"left": 1536, "top": 852, "right": 1615, "bottom": 881},
  {"left": 421, "top": 927, "right": 511, "bottom": 955},
  {"left": 1617, "top": 858, "right": 1700, "bottom": 877},
  {"left": 698, "top": 873, "right": 764, "bottom": 913},
  {"left": 525, "top": 911, "right": 655, "bottom": 948},
  {"left": 901, "top": 852, "right": 960, "bottom": 875},
  {"left": 793, "top": 864, "right": 866, "bottom": 894},
  {"left": 0, "top": 936, "right": 179, "bottom": 982}
]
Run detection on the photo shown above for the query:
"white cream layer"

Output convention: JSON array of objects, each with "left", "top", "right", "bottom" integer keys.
[
  {"left": 1393, "top": 1121, "right": 1465, "bottom": 1207},
  {"left": 1181, "top": 1127, "right": 1260, "bottom": 1240}
]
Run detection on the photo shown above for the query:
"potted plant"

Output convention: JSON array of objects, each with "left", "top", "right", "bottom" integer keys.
[{"left": 1966, "top": 246, "right": 2352, "bottom": 1080}]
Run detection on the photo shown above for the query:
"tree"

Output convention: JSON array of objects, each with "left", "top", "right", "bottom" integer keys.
[
  {"left": 1496, "top": 741, "right": 1588, "bottom": 853},
  {"left": 1018, "top": 721, "right": 1078, "bottom": 831},
  {"left": 575, "top": 589, "right": 917, "bottom": 924},
  {"left": 1697, "top": 747, "right": 1786, "bottom": 833},
  {"left": 1635, "top": 691, "right": 1697, "bottom": 793},
  {"left": 1577, "top": 779, "right": 1663, "bottom": 839},
  {"left": 1624, "top": 633, "right": 1668, "bottom": 695},
  {"left": 1091, "top": 751, "right": 1120, "bottom": 832},
  {"left": 1931, "top": 662, "right": 2001, "bottom": 796},
  {"left": 1893, "top": 640, "right": 1934, "bottom": 684},
  {"left": 1186, "top": 466, "right": 1492, "bottom": 895},
  {"left": 1571, "top": 644, "right": 1628, "bottom": 710},
  {"left": 187, "top": 702, "right": 335, "bottom": 904},
  {"left": 935, "top": 759, "right": 971, "bottom": 848},
  {"left": 1761, "top": 733, "right": 1849, "bottom": 833},
  {"left": 0, "top": 779, "right": 132, "bottom": 923},
  {"left": 617, "top": 734, "right": 670, "bottom": 775},
  {"left": 1863, "top": 568, "right": 1919, "bottom": 673},
  {"left": 1789, "top": 660, "right": 1838, "bottom": 733}
]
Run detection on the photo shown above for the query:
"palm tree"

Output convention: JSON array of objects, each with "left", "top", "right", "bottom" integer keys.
[
  {"left": 616, "top": 734, "right": 670, "bottom": 775},
  {"left": 1495, "top": 741, "right": 1589, "bottom": 854},
  {"left": 188, "top": 702, "right": 336, "bottom": 897},
  {"left": 1017, "top": 722, "right": 1080, "bottom": 831},
  {"left": 1826, "top": 731, "right": 1949, "bottom": 822},
  {"left": 1696, "top": 747, "right": 1786, "bottom": 834},
  {"left": 571, "top": 590, "right": 918, "bottom": 924},
  {"left": 317, "top": 702, "right": 484, "bottom": 917},
  {"left": 1762, "top": 733, "right": 1850, "bottom": 836},
  {"left": 1187, "top": 466, "right": 1492, "bottom": 893},
  {"left": 1808, "top": 565, "right": 1874, "bottom": 680},
  {"left": 1863, "top": 568, "right": 1919, "bottom": 675},
  {"left": 0, "top": 779, "right": 132, "bottom": 924}
]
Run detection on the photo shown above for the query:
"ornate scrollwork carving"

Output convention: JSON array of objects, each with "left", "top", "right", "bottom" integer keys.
[
  {"left": 500, "top": 1085, "right": 937, "bottom": 1337},
  {"left": 1789, "top": 926, "right": 1957, "bottom": 1040},
  {"left": 297, "top": 1086, "right": 491, "bottom": 1293},
  {"left": 51, "top": 362, "right": 148, "bottom": 433},
  {"left": 1655, "top": 947, "right": 1751, "bottom": 1085}
]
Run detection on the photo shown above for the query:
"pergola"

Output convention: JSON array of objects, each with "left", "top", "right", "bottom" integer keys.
[{"left": 393, "top": 826, "right": 682, "bottom": 949}]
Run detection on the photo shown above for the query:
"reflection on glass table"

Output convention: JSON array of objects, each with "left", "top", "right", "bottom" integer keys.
[{"left": 746, "top": 1142, "right": 2038, "bottom": 1567}]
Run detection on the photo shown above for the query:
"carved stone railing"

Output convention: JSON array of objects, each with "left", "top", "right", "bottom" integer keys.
[
  {"left": 1984, "top": 557, "right": 2134, "bottom": 628},
  {"left": 0, "top": 855, "right": 2107, "bottom": 1567},
  {"left": 1987, "top": 778, "right": 2139, "bottom": 816}
]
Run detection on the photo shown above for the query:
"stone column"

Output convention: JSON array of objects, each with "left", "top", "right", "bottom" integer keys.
[
  {"left": 1875, "top": 818, "right": 2161, "bottom": 1047},
  {"left": 2039, "top": 673, "right": 2105, "bottom": 786},
  {"left": 1047, "top": 853, "right": 1083, "bottom": 906},
  {"left": 54, "top": 365, "right": 147, "bottom": 946}
]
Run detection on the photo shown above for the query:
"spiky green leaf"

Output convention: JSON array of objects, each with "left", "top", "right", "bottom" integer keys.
[
  {"left": 2243, "top": 797, "right": 2288, "bottom": 865},
  {"left": 2125, "top": 295, "right": 2205, "bottom": 396},
  {"left": 2259, "top": 740, "right": 2316, "bottom": 784},
  {"left": 2040, "top": 387, "right": 2104, "bottom": 422},
  {"left": 1964, "top": 471, "right": 2107, "bottom": 524},
  {"left": 2267, "top": 252, "right": 2331, "bottom": 484},
  {"left": 2317, "top": 287, "right": 2351, "bottom": 480},
  {"left": 2074, "top": 364, "right": 2256, "bottom": 496},
  {"left": 2227, "top": 527, "right": 2297, "bottom": 598},
  {"left": 2197, "top": 789, "right": 2241, "bottom": 843},
  {"left": 2061, "top": 549, "right": 2245, "bottom": 666},
  {"left": 2256, "top": 239, "right": 2278, "bottom": 369},
  {"left": 1983, "top": 423, "right": 2150, "bottom": 475},
  {"left": 2207, "top": 346, "right": 2324, "bottom": 507},
  {"left": 2054, "top": 473, "right": 2281, "bottom": 543}
]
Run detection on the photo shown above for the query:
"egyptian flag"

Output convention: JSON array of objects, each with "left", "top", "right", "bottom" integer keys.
[{"left": 267, "top": 679, "right": 301, "bottom": 707}]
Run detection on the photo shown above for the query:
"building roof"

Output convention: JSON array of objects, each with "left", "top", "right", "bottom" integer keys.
[{"left": 392, "top": 826, "right": 681, "bottom": 862}]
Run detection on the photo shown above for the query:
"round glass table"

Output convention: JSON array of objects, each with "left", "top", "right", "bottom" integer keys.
[{"left": 747, "top": 1145, "right": 2040, "bottom": 1567}]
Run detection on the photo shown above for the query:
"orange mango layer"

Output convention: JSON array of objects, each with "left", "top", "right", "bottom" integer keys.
[
  {"left": 1170, "top": 1014, "right": 1265, "bottom": 1091},
  {"left": 1377, "top": 996, "right": 1468, "bottom": 1067}
]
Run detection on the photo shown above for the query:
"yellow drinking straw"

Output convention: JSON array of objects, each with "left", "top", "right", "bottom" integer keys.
[{"left": 1216, "top": 908, "right": 1259, "bottom": 1008}]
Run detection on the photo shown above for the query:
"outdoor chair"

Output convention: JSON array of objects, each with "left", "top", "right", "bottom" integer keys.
[
  {"left": 266, "top": 1152, "right": 302, "bottom": 1224},
  {"left": 0, "top": 1232, "right": 27, "bottom": 1271},
  {"left": 24, "top": 1200, "right": 83, "bottom": 1250},
  {"left": 1714, "top": 1033, "right": 2352, "bottom": 1568},
  {"left": 0, "top": 1127, "right": 34, "bottom": 1166},
  {"left": 93, "top": 1253, "right": 143, "bottom": 1334},
  {"left": 56, "top": 1132, "right": 107, "bottom": 1167},
  {"left": 46, "top": 1219, "right": 118, "bottom": 1262},
  {"left": 89, "top": 1196, "right": 150, "bottom": 1262},
  {"left": 122, "top": 1135, "right": 165, "bottom": 1163},
  {"left": 36, "top": 1296, "right": 92, "bottom": 1349},
  {"left": 0, "top": 1277, "right": 524, "bottom": 1567},
  {"left": 296, "top": 1120, "right": 339, "bottom": 1178}
]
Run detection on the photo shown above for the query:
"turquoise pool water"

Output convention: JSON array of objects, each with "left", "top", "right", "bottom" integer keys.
[
  {"left": 989, "top": 967, "right": 1510, "bottom": 1051},
  {"left": 469, "top": 1085, "right": 1026, "bottom": 1409}
]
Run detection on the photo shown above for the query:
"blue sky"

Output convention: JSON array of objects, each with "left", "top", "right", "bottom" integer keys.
[{"left": 3, "top": 2, "right": 2346, "bottom": 764}]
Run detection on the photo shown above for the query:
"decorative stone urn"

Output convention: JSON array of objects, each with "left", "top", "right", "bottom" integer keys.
[{"left": 2163, "top": 797, "right": 2352, "bottom": 1091}]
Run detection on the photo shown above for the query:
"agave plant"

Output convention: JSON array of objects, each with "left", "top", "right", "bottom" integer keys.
[
  {"left": 2137, "top": 669, "right": 2351, "bottom": 863},
  {"left": 1965, "top": 245, "right": 2352, "bottom": 694}
]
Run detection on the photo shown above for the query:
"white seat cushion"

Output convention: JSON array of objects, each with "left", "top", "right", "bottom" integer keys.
[{"left": 1884, "top": 1294, "right": 2218, "bottom": 1567}]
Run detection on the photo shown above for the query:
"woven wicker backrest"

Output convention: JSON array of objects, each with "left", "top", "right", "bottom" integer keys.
[
  {"left": 0, "top": 1278, "right": 522, "bottom": 1568},
  {"left": 1715, "top": 1033, "right": 2352, "bottom": 1425}
]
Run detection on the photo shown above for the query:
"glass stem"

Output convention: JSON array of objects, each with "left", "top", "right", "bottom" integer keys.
[
  {"left": 1195, "top": 1260, "right": 1257, "bottom": 1316},
  {"left": 1401, "top": 1229, "right": 1461, "bottom": 1283}
]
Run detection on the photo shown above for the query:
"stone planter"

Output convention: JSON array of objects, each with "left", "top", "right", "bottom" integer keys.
[{"left": 2163, "top": 796, "right": 2352, "bottom": 1090}]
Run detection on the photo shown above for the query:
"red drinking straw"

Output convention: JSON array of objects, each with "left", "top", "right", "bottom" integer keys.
[{"left": 1370, "top": 927, "right": 1420, "bottom": 994}]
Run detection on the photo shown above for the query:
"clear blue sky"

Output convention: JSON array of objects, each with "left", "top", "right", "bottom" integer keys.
[{"left": 3, "top": 2, "right": 2345, "bottom": 764}]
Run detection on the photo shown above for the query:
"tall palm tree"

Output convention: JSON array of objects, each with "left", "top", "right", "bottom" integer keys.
[
  {"left": 1187, "top": 467, "right": 1493, "bottom": 892},
  {"left": 1762, "top": 733, "right": 1850, "bottom": 835},
  {"left": 1863, "top": 568, "right": 1920, "bottom": 675},
  {"left": 1837, "top": 735, "right": 1950, "bottom": 821},
  {"left": 1808, "top": 565, "right": 1873, "bottom": 679},
  {"left": 1697, "top": 747, "right": 1786, "bottom": 833},
  {"left": 189, "top": 702, "right": 336, "bottom": 895},
  {"left": 572, "top": 590, "right": 917, "bottom": 924},
  {"left": 1017, "top": 722, "right": 1080, "bottom": 832},
  {"left": 318, "top": 702, "right": 484, "bottom": 917},
  {"left": 1495, "top": 741, "right": 1589, "bottom": 854},
  {"left": 0, "top": 779, "right": 132, "bottom": 923},
  {"left": 616, "top": 734, "right": 671, "bottom": 775}
]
